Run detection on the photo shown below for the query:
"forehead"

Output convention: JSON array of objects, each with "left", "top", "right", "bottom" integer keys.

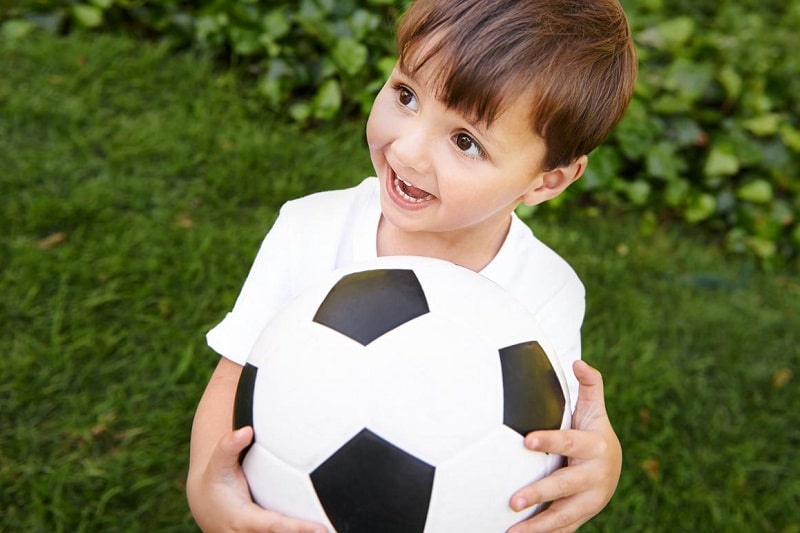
[{"left": 397, "top": 32, "right": 534, "bottom": 129}]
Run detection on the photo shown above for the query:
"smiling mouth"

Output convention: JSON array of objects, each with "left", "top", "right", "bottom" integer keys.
[{"left": 393, "top": 174, "right": 435, "bottom": 203}]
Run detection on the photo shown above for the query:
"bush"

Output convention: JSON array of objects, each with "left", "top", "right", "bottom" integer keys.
[
  {"left": 0, "top": 0, "right": 405, "bottom": 120},
  {"left": 600, "top": 0, "right": 800, "bottom": 262},
  {"left": 2, "top": 0, "right": 798, "bottom": 262}
]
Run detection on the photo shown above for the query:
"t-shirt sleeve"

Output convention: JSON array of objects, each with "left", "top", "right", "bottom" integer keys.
[
  {"left": 205, "top": 206, "right": 297, "bottom": 365},
  {"left": 204, "top": 179, "right": 376, "bottom": 364},
  {"left": 533, "top": 275, "right": 584, "bottom": 409}
]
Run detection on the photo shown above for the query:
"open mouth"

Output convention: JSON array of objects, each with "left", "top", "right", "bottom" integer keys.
[{"left": 393, "top": 174, "right": 435, "bottom": 203}]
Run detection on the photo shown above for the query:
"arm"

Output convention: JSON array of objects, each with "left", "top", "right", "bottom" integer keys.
[
  {"left": 507, "top": 360, "right": 621, "bottom": 533},
  {"left": 186, "top": 357, "right": 327, "bottom": 533}
]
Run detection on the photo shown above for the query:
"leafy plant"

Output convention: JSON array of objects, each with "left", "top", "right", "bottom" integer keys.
[
  {"left": 1, "top": 0, "right": 405, "bottom": 119},
  {"left": 2, "top": 0, "right": 798, "bottom": 262},
  {"left": 585, "top": 0, "right": 800, "bottom": 262}
]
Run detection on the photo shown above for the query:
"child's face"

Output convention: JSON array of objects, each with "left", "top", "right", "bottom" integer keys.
[{"left": 366, "top": 64, "right": 551, "bottom": 250}]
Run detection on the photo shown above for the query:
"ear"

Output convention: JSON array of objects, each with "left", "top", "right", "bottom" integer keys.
[{"left": 521, "top": 155, "right": 588, "bottom": 206}]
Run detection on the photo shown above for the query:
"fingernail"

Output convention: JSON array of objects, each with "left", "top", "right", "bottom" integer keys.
[
  {"left": 512, "top": 496, "right": 527, "bottom": 511},
  {"left": 525, "top": 436, "right": 539, "bottom": 449}
]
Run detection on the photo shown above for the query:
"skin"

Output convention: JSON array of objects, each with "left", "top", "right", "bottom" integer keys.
[
  {"left": 186, "top": 61, "right": 622, "bottom": 533},
  {"left": 367, "top": 66, "right": 586, "bottom": 272}
]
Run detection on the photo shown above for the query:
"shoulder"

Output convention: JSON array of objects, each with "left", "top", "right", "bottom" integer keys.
[
  {"left": 279, "top": 177, "right": 378, "bottom": 223},
  {"left": 486, "top": 215, "right": 585, "bottom": 327},
  {"left": 272, "top": 176, "right": 379, "bottom": 284},
  {"left": 494, "top": 216, "right": 584, "bottom": 299}
]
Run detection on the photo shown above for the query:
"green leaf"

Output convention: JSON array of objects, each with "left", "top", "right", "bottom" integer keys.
[
  {"left": 670, "top": 117, "right": 704, "bottom": 147},
  {"left": 622, "top": 180, "right": 652, "bottom": 206},
  {"left": 664, "top": 179, "right": 690, "bottom": 207},
  {"left": 737, "top": 180, "right": 773, "bottom": 204},
  {"left": 332, "top": 37, "right": 368, "bottom": 76},
  {"left": 665, "top": 58, "right": 714, "bottom": 103},
  {"left": 90, "top": 0, "right": 113, "bottom": 8},
  {"left": 289, "top": 102, "right": 311, "bottom": 122},
  {"left": 297, "top": 0, "right": 326, "bottom": 29},
  {"left": 745, "top": 236, "right": 777, "bottom": 259},
  {"left": 313, "top": 78, "right": 342, "bottom": 120},
  {"left": 349, "top": 9, "right": 381, "bottom": 40},
  {"left": 651, "top": 94, "right": 690, "bottom": 114},
  {"left": 376, "top": 56, "right": 397, "bottom": 79},
  {"left": 639, "top": 16, "right": 695, "bottom": 49},
  {"left": 315, "top": 0, "right": 336, "bottom": 14},
  {"left": 646, "top": 142, "right": 682, "bottom": 181},
  {"left": 684, "top": 194, "right": 716, "bottom": 223},
  {"left": 230, "top": 27, "right": 261, "bottom": 55},
  {"left": 658, "top": 16, "right": 695, "bottom": 47},
  {"left": 258, "top": 76, "right": 283, "bottom": 106},
  {"left": 582, "top": 145, "right": 621, "bottom": 190},
  {"left": 717, "top": 66, "right": 743, "bottom": 102},
  {"left": 1, "top": 20, "right": 35, "bottom": 41},
  {"left": 726, "top": 127, "right": 766, "bottom": 167},
  {"left": 704, "top": 145, "right": 740, "bottom": 177},
  {"left": 614, "top": 99, "right": 662, "bottom": 159},
  {"left": 72, "top": 4, "right": 104, "bottom": 28},
  {"left": 779, "top": 124, "right": 800, "bottom": 152},
  {"left": 262, "top": 9, "right": 291, "bottom": 39},
  {"left": 742, "top": 114, "right": 782, "bottom": 136}
]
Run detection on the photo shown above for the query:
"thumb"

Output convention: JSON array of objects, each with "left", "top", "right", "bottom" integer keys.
[
  {"left": 211, "top": 426, "right": 254, "bottom": 477},
  {"left": 573, "top": 359, "right": 606, "bottom": 405}
]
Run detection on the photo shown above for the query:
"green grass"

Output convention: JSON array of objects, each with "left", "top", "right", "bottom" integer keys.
[{"left": 1, "top": 32, "right": 798, "bottom": 532}]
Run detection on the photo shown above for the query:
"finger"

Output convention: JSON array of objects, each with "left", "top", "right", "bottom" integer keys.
[
  {"left": 262, "top": 513, "right": 329, "bottom": 533},
  {"left": 232, "top": 508, "right": 328, "bottom": 533},
  {"left": 524, "top": 429, "right": 607, "bottom": 460},
  {"left": 510, "top": 462, "right": 589, "bottom": 512},
  {"left": 507, "top": 496, "right": 589, "bottom": 533},
  {"left": 572, "top": 360, "right": 605, "bottom": 404}
]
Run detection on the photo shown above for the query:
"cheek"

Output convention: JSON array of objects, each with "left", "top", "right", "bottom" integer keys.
[
  {"left": 365, "top": 110, "right": 387, "bottom": 152},
  {"left": 366, "top": 88, "right": 400, "bottom": 151}
]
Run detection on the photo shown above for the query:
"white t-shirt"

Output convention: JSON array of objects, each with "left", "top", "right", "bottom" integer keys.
[{"left": 207, "top": 177, "right": 585, "bottom": 402}]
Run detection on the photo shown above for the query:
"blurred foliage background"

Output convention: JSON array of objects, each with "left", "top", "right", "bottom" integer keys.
[
  {"left": 1, "top": 2, "right": 799, "bottom": 531},
  {"left": 1, "top": 0, "right": 799, "bottom": 264}
]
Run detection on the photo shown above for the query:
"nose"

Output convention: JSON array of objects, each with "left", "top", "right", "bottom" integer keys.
[{"left": 392, "top": 122, "right": 433, "bottom": 178}]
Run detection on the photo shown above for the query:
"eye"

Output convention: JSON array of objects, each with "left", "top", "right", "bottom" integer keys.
[
  {"left": 394, "top": 84, "right": 418, "bottom": 111},
  {"left": 453, "top": 133, "right": 484, "bottom": 157}
]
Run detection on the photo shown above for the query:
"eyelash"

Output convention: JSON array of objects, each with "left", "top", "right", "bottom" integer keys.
[
  {"left": 453, "top": 133, "right": 485, "bottom": 158},
  {"left": 391, "top": 81, "right": 486, "bottom": 159},
  {"left": 392, "top": 82, "right": 417, "bottom": 109}
]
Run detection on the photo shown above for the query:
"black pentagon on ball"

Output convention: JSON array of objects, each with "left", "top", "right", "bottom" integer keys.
[
  {"left": 499, "top": 341, "right": 566, "bottom": 435},
  {"left": 232, "top": 362, "right": 259, "bottom": 463},
  {"left": 310, "top": 428, "right": 435, "bottom": 533},
  {"left": 233, "top": 363, "right": 258, "bottom": 431},
  {"left": 313, "top": 269, "right": 430, "bottom": 346}
]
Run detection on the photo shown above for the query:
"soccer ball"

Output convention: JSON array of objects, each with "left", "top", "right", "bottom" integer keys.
[{"left": 234, "top": 256, "right": 571, "bottom": 533}]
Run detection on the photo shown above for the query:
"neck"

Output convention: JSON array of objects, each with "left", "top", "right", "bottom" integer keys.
[{"left": 376, "top": 215, "right": 511, "bottom": 272}]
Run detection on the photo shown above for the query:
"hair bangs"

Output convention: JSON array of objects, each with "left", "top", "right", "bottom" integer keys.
[
  {"left": 397, "top": 5, "right": 537, "bottom": 128},
  {"left": 396, "top": 0, "right": 638, "bottom": 169}
]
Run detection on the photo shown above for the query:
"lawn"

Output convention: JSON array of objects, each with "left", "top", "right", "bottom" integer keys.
[{"left": 1, "top": 32, "right": 798, "bottom": 531}]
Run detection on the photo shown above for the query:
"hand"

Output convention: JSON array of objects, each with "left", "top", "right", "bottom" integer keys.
[
  {"left": 188, "top": 426, "right": 328, "bottom": 533},
  {"left": 507, "top": 360, "right": 622, "bottom": 533}
]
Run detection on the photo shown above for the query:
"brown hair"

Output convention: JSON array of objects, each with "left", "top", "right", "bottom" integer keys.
[{"left": 396, "top": 0, "right": 638, "bottom": 170}]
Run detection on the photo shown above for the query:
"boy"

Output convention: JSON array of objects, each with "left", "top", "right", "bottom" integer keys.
[{"left": 187, "top": 0, "right": 637, "bottom": 531}]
